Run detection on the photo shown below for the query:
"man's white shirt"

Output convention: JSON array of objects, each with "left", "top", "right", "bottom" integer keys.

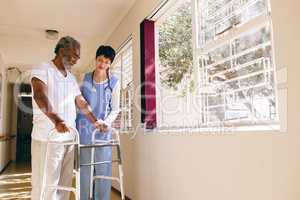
[{"left": 31, "top": 61, "right": 81, "bottom": 141}]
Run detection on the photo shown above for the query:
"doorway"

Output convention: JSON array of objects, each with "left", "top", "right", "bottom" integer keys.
[{"left": 16, "top": 84, "right": 32, "bottom": 163}]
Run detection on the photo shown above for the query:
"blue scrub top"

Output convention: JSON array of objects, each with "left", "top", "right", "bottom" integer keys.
[{"left": 76, "top": 72, "right": 119, "bottom": 144}]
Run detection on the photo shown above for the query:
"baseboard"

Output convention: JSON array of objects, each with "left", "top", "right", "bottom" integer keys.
[{"left": 111, "top": 186, "right": 132, "bottom": 200}]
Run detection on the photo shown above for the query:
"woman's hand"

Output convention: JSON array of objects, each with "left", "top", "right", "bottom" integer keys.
[{"left": 94, "top": 119, "right": 108, "bottom": 133}]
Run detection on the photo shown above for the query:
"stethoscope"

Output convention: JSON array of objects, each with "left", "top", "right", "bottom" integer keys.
[
  {"left": 91, "top": 70, "right": 97, "bottom": 92},
  {"left": 91, "top": 70, "right": 110, "bottom": 93}
]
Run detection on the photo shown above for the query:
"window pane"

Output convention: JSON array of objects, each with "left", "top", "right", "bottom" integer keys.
[
  {"left": 205, "top": 43, "right": 231, "bottom": 66},
  {"left": 157, "top": 0, "right": 197, "bottom": 128},
  {"left": 198, "top": 23, "right": 278, "bottom": 126},
  {"left": 111, "top": 41, "right": 133, "bottom": 131},
  {"left": 122, "top": 46, "right": 133, "bottom": 89},
  {"left": 198, "top": 0, "right": 269, "bottom": 46},
  {"left": 232, "top": 25, "right": 271, "bottom": 54},
  {"left": 158, "top": 1, "right": 193, "bottom": 91}
]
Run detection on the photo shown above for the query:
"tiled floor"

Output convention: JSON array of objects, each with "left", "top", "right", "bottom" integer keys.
[
  {"left": 0, "top": 162, "right": 121, "bottom": 200},
  {"left": 0, "top": 162, "right": 31, "bottom": 199}
]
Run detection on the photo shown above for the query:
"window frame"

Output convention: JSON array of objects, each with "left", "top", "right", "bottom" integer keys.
[
  {"left": 193, "top": 0, "right": 280, "bottom": 130},
  {"left": 151, "top": 0, "right": 283, "bottom": 132},
  {"left": 154, "top": 0, "right": 196, "bottom": 129},
  {"left": 112, "top": 37, "right": 134, "bottom": 132}
]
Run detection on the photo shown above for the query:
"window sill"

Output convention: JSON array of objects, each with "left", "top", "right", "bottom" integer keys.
[{"left": 144, "top": 123, "right": 282, "bottom": 135}]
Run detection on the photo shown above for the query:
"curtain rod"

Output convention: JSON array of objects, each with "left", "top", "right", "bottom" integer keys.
[
  {"left": 116, "top": 34, "right": 133, "bottom": 54},
  {"left": 147, "top": 0, "right": 170, "bottom": 19}
]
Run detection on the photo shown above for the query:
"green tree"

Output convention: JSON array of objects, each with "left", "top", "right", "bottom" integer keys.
[{"left": 158, "top": 1, "right": 193, "bottom": 92}]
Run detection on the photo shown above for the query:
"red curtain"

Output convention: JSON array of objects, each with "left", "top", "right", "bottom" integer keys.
[{"left": 140, "top": 19, "right": 157, "bottom": 129}]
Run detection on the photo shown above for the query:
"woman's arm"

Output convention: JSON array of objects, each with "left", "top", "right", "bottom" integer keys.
[
  {"left": 75, "top": 95, "right": 107, "bottom": 131},
  {"left": 104, "top": 80, "right": 121, "bottom": 127}
]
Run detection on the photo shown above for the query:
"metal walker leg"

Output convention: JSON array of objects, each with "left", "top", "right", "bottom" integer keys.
[
  {"left": 80, "top": 128, "right": 125, "bottom": 200},
  {"left": 40, "top": 127, "right": 80, "bottom": 200},
  {"left": 40, "top": 128, "right": 125, "bottom": 200}
]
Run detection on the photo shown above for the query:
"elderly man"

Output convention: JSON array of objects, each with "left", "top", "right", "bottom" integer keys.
[{"left": 31, "top": 36, "right": 107, "bottom": 200}]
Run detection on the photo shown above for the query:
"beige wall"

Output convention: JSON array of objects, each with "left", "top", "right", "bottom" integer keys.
[
  {"left": 0, "top": 139, "right": 10, "bottom": 172},
  {"left": 0, "top": 53, "right": 3, "bottom": 134},
  {"left": 0, "top": 54, "right": 12, "bottom": 171},
  {"left": 0, "top": 54, "right": 19, "bottom": 168},
  {"left": 104, "top": 0, "right": 300, "bottom": 199}
]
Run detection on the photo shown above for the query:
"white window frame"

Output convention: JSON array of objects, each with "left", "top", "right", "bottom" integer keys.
[
  {"left": 192, "top": 0, "right": 280, "bottom": 131},
  {"left": 112, "top": 37, "right": 134, "bottom": 132},
  {"left": 152, "top": 0, "right": 283, "bottom": 132},
  {"left": 154, "top": 0, "right": 197, "bottom": 130}
]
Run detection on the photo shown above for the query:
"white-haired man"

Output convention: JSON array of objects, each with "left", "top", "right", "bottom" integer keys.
[{"left": 31, "top": 36, "right": 107, "bottom": 200}]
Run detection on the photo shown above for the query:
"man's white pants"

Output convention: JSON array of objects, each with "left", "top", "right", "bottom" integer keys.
[{"left": 31, "top": 139, "right": 74, "bottom": 200}]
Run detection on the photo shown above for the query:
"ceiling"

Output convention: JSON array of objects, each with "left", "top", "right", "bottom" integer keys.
[{"left": 0, "top": 0, "right": 136, "bottom": 72}]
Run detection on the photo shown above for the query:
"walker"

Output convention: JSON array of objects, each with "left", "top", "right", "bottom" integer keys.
[{"left": 40, "top": 127, "right": 125, "bottom": 200}]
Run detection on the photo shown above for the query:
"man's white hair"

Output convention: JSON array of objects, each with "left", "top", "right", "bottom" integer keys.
[{"left": 54, "top": 36, "right": 80, "bottom": 55}]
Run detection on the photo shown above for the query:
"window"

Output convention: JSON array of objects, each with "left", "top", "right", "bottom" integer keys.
[
  {"left": 111, "top": 39, "right": 134, "bottom": 132},
  {"left": 196, "top": 0, "right": 279, "bottom": 128},
  {"left": 154, "top": 0, "right": 279, "bottom": 131},
  {"left": 155, "top": 0, "right": 197, "bottom": 129}
]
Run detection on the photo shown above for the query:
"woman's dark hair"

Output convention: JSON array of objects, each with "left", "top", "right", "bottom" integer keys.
[
  {"left": 105, "top": 68, "right": 113, "bottom": 115},
  {"left": 93, "top": 45, "right": 116, "bottom": 118},
  {"left": 96, "top": 45, "right": 116, "bottom": 63}
]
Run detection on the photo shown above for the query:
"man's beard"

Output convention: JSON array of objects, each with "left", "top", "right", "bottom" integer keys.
[{"left": 62, "top": 56, "right": 73, "bottom": 70}]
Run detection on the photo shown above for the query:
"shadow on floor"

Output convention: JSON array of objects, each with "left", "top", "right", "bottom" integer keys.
[
  {"left": 0, "top": 162, "right": 121, "bottom": 200},
  {"left": 0, "top": 162, "right": 31, "bottom": 199}
]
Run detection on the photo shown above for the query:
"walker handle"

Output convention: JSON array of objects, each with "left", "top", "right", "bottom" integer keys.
[
  {"left": 48, "top": 126, "right": 80, "bottom": 143},
  {"left": 91, "top": 128, "right": 119, "bottom": 141}
]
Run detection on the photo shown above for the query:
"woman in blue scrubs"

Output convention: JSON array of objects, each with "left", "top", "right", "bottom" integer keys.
[{"left": 76, "top": 45, "right": 120, "bottom": 200}]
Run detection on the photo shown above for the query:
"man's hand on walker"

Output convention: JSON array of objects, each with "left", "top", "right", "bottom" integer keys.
[
  {"left": 55, "top": 121, "right": 70, "bottom": 133},
  {"left": 94, "top": 119, "right": 108, "bottom": 133}
]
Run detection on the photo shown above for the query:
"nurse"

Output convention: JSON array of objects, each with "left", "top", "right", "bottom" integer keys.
[{"left": 76, "top": 45, "right": 120, "bottom": 200}]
